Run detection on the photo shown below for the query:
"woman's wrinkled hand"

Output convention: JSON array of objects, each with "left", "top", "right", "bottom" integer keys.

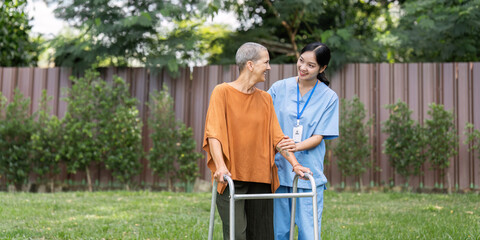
[{"left": 213, "top": 167, "right": 231, "bottom": 184}]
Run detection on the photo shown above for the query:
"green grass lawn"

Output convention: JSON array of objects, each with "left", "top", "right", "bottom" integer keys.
[{"left": 0, "top": 191, "right": 478, "bottom": 239}]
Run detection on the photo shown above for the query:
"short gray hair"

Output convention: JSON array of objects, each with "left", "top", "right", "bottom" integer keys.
[{"left": 235, "top": 42, "right": 267, "bottom": 72}]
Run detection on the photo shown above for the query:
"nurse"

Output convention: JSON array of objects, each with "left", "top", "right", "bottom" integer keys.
[{"left": 268, "top": 42, "right": 339, "bottom": 240}]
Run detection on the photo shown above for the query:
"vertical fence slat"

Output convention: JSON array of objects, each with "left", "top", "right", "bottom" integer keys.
[
  {"left": 17, "top": 68, "right": 34, "bottom": 113},
  {"left": 377, "top": 63, "right": 393, "bottom": 186},
  {"left": 472, "top": 63, "right": 480, "bottom": 189},
  {"left": 343, "top": 63, "right": 357, "bottom": 186},
  {"left": 457, "top": 63, "right": 470, "bottom": 189},
  {"left": 422, "top": 63, "right": 437, "bottom": 187},
  {"left": 344, "top": 64, "right": 356, "bottom": 99},
  {"left": 358, "top": 64, "right": 376, "bottom": 187},
  {"left": 2, "top": 68, "right": 16, "bottom": 101},
  {"left": 192, "top": 66, "right": 209, "bottom": 179},
  {"left": 46, "top": 68, "right": 60, "bottom": 116},
  {"left": 57, "top": 68, "right": 72, "bottom": 119},
  {"left": 328, "top": 69, "right": 343, "bottom": 186},
  {"left": 31, "top": 68, "right": 47, "bottom": 116},
  {"left": 441, "top": 63, "right": 456, "bottom": 189}
]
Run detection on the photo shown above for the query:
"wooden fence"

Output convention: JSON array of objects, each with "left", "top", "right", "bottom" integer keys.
[{"left": 0, "top": 63, "right": 479, "bottom": 190}]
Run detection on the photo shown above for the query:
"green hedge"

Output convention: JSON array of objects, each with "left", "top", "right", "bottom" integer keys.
[{"left": 0, "top": 70, "right": 202, "bottom": 192}]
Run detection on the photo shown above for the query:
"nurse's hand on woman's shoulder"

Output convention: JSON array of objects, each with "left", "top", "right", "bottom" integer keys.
[{"left": 277, "top": 135, "right": 297, "bottom": 152}]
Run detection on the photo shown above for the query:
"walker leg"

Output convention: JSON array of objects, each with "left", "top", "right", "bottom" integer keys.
[
  {"left": 227, "top": 178, "right": 235, "bottom": 240},
  {"left": 289, "top": 175, "right": 300, "bottom": 240},
  {"left": 208, "top": 181, "right": 218, "bottom": 240},
  {"left": 312, "top": 184, "right": 319, "bottom": 240}
]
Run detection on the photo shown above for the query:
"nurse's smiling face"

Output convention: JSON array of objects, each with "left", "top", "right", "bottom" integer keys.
[{"left": 297, "top": 51, "right": 326, "bottom": 82}]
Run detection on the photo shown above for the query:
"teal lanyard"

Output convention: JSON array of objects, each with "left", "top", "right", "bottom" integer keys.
[{"left": 296, "top": 78, "right": 318, "bottom": 126}]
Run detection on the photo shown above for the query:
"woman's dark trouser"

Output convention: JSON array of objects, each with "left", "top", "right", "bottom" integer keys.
[{"left": 216, "top": 181, "right": 274, "bottom": 240}]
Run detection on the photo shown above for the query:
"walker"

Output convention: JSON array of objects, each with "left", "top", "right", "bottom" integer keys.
[{"left": 208, "top": 173, "right": 319, "bottom": 240}]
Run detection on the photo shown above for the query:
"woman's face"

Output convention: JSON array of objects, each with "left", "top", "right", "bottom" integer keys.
[
  {"left": 251, "top": 50, "right": 271, "bottom": 83},
  {"left": 297, "top": 51, "right": 321, "bottom": 82}
]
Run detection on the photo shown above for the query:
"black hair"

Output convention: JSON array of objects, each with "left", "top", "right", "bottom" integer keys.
[{"left": 299, "top": 42, "right": 331, "bottom": 86}]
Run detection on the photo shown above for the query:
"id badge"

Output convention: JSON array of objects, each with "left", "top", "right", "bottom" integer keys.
[{"left": 292, "top": 125, "right": 303, "bottom": 143}]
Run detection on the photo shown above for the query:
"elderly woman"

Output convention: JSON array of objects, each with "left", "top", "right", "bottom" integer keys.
[{"left": 203, "top": 42, "right": 311, "bottom": 240}]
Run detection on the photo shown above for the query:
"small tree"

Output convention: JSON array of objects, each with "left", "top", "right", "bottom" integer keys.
[
  {"left": 62, "top": 70, "right": 144, "bottom": 191},
  {"left": 382, "top": 100, "right": 425, "bottom": 187},
  {"left": 424, "top": 103, "right": 457, "bottom": 191},
  {"left": 30, "top": 91, "right": 63, "bottom": 192},
  {"left": 96, "top": 77, "right": 143, "bottom": 190},
  {"left": 61, "top": 71, "right": 99, "bottom": 192},
  {"left": 148, "top": 85, "right": 178, "bottom": 191},
  {"left": 0, "top": 90, "right": 34, "bottom": 191},
  {"left": 176, "top": 123, "right": 202, "bottom": 192},
  {"left": 333, "top": 96, "right": 373, "bottom": 190},
  {"left": 464, "top": 123, "right": 480, "bottom": 189},
  {"left": 147, "top": 85, "right": 202, "bottom": 191}
]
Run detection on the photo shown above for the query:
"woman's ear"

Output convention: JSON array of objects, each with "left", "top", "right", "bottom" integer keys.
[
  {"left": 247, "top": 61, "right": 254, "bottom": 71},
  {"left": 319, "top": 65, "right": 327, "bottom": 74}
]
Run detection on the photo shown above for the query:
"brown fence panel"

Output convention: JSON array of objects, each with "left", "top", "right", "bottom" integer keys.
[{"left": 0, "top": 64, "right": 479, "bottom": 190}]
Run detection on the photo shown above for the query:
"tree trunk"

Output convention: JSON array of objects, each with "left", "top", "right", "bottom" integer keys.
[
  {"left": 359, "top": 176, "right": 364, "bottom": 193},
  {"left": 86, "top": 166, "right": 93, "bottom": 192},
  {"left": 50, "top": 179, "right": 55, "bottom": 193},
  {"left": 167, "top": 177, "right": 173, "bottom": 192},
  {"left": 447, "top": 172, "right": 452, "bottom": 194}
]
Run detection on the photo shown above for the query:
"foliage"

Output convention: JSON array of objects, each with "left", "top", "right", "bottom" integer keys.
[
  {"left": 207, "top": 0, "right": 399, "bottom": 70},
  {"left": 464, "top": 123, "right": 480, "bottom": 168},
  {"left": 95, "top": 76, "right": 143, "bottom": 189},
  {"left": 208, "top": 0, "right": 480, "bottom": 66},
  {"left": 0, "top": 90, "right": 34, "bottom": 189},
  {"left": 0, "top": 0, "right": 39, "bottom": 66},
  {"left": 423, "top": 103, "right": 457, "bottom": 182},
  {"left": 147, "top": 85, "right": 202, "bottom": 191},
  {"left": 30, "top": 90, "right": 63, "bottom": 188},
  {"left": 61, "top": 70, "right": 99, "bottom": 191},
  {"left": 61, "top": 70, "right": 143, "bottom": 190},
  {"left": 382, "top": 100, "right": 425, "bottom": 185},
  {"left": 47, "top": 0, "right": 210, "bottom": 74},
  {"left": 389, "top": 0, "right": 480, "bottom": 62},
  {"left": 333, "top": 96, "right": 372, "bottom": 188}
]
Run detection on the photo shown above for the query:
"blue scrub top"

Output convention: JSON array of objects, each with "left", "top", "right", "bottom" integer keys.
[{"left": 268, "top": 77, "right": 339, "bottom": 189}]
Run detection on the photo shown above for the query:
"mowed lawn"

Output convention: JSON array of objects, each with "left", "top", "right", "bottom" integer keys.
[{"left": 0, "top": 191, "right": 479, "bottom": 239}]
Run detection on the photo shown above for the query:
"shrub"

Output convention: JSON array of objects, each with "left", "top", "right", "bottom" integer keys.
[
  {"left": 0, "top": 89, "right": 34, "bottom": 190},
  {"left": 61, "top": 70, "right": 100, "bottom": 192},
  {"left": 147, "top": 84, "right": 203, "bottom": 191},
  {"left": 96, "top": 77, "right": 143, "bottom": 190},
  {"left": 333, "top": 96, "right": 373, "bottom": 189},
  {"left": 382, "top": 100, "right": 426, "bottom": 187},
  {"left": 464, "top": 123, "right": 480, "bottom": 189},
  {"left": 424, "top": 103, "right": 457, "bottom": 189},
  {"left": 30, "top": 90, "right": 63, "bottom": 191},
  {"left": 61, "top": 70, "right": 144, "bottom": 191},
  {"left": 147, "top": 85, "right": 178, "bottom": 191}
]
